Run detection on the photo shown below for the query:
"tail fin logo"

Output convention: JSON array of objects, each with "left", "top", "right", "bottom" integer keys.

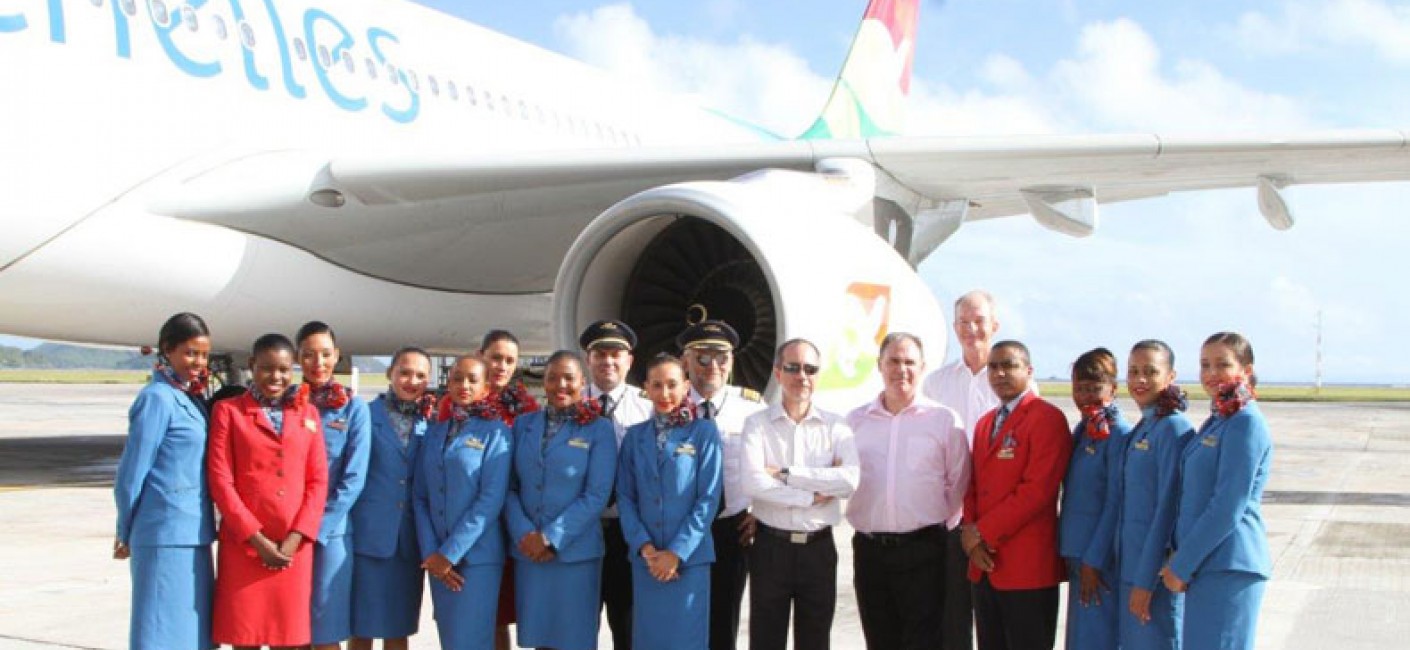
[{"left": 801, "top": 0, "right": 920, "bottom": 140}]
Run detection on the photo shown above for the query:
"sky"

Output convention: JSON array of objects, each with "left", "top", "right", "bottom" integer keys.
[{"left": 4, "top": 0, "right": 1407, "bottom": 384}]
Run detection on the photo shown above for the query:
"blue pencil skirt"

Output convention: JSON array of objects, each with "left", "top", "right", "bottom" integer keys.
[
  {"left": 311, "top": 534, "right": 354, "bottom": 644},
  {"left": 515, "top": 558, "right": 602, "bottom": 650},
  {"left": 351, "top": 551, "right": 424, "bottom": 639},
  {"left": 1064, "top": 562, "right": 1119, "bottom": 650},
  {"left": 1182, "top": 570, "right": 1266, "bottom": 650},
  {"left": 1119, "top": 580, "right": 1184, "bottom": 649},
  {"left": 632, "top": 562, "right": 710, "bottom": 650},
  {"left": 430, "top": 563, "right": 503, "bottom": 649},
  {"left": 129, "top": 544, "right": 214, "bottom": 650}
]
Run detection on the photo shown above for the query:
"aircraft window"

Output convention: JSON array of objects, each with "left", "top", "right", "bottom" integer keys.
[
  {"left": 150, "top": 0, "right": 170, "bottom": 27},
  {"left": 342, "top": 52, "right": 354, "bottom": 73},
  {"left": 518, "top": 99, "right": 528, "bottom": 120},
  {"left": 500, "top": 95, "right": 510, "bottom": 115},
  {"left": 466, "top": 85, "right": 477, "bottom": 105},
  {"left": 387, "top": 64, "right": 399, "bottom": 85},
  {"left": 407, "top": 70, "right": 420, "bottom": 92},
  {"left": 239, "top": 21, "right": 255, "bottom": 49},
  {"left": 484, "top": 92, "right": 495, "bottom": 111},
  {"left": 293, "top": 38, "right": 308, "bottom": 61},
  {"left": 447, "top": 81, "right": 459, "bottom": 101},
  {"left": 120, "top": 0, "right": 135, "bottom": 16},
  {"left": 428, "top": 75, "right": 440, "bottom": 97},
  {"left": 212, "top": 15, "right": 226, "bottom": 40},
  {"left": 318, "top": 45, "right": 331, "bottom": 69},
  {"left": 181, "top": 5, "right": 196, "bottom": 31},
  {"left": 365, "top": 58, "right": 377, "bottom": 79}
]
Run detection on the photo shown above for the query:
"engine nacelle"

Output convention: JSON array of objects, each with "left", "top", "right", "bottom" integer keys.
[{"left": 553, "top": 168, "right": 947, "bottom": 407}]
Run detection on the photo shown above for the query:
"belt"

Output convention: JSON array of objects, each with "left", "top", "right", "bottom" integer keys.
[
  {"left": 757, "top": 522, "right": 832, "bottom": 545},
  {"left": 855, "top": 524, "right": 944, "bottom": 547}
]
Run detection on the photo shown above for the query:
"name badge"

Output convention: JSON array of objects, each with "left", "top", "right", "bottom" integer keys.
[
  {"left": 1133, "top": 439, "right": 1151, "bottom": 452},
  {"left": 997, "top": 448, "right": 1016, "bottom": 460},
  {"left": 1201, "top": 435, "right": 1219, "bottom": 447},
  {"left": 304, "top": 418, "right": 319, "bottom": 432},
  {"left": 568, "top": 437, "right": 591, "bottom": 449},
  {"left": 465, "top": 437, "right": 486, "bottom": 450},
  {"left": 676, "top": 443, "right": 697, "bottom": 456},
  {"left": 327, "top": 419, "right": 347, "bottom": 431}
]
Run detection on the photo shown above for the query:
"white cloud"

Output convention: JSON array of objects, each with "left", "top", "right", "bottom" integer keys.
[{"left": 1233, "top": 0, "right": 1410, "bottom": 64}]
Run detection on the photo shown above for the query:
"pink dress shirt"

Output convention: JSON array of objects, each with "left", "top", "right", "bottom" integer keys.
[{"left": 845, "top": 394, "right": 971, "bottom": 534}]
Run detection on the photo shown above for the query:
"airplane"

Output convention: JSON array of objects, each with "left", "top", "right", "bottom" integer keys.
[{"left": 3, "top": 0, "right": 1409, "bottom": 404}]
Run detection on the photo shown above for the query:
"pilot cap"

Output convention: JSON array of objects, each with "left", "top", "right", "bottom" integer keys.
[
  {"left": 676, "top": 320, "right": 740, "bottom": 351},
  {"left": 579, "top": 319, "right": 637, "bottom": 351}
]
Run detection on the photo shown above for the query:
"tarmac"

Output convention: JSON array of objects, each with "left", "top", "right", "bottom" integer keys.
[{"left": 2, "top": 382, "right": 1409, "bottom": 649}]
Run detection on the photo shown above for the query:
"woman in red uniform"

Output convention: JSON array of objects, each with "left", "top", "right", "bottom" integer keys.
[{"left": 208, "top": 333, "right": 329, "bottom": 649}]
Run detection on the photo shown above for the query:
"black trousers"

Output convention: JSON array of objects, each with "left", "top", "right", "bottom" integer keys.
[
  {"left": 852, "top": 526, "right": 947, "bottom": 650},
  {"left": 710, "top": 511, "right": 750, "bottom": 650},
  {"left": 972, "top": 575, "right": 1059, "bottom": 650},
  {"left": 748, "top": 525, "right": 837, "bottom": 650},
  {"left": 942, "top": 525, "right": 975, "bottom": 650},
  {"left": 600, "top": 518, "right": 632, "bottom": 649}
]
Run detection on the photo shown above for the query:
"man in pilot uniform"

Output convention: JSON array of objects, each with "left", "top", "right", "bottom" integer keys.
[
  {"left": 579, "top": 319, "right": 652, "bottom": 649},
  {"left": 678, "top": 320, "right": 766, "bottom": 650}
]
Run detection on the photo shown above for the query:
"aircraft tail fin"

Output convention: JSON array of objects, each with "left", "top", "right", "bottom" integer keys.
[{"left": 800, "top": 0, "right": 920, "bottom": 140}]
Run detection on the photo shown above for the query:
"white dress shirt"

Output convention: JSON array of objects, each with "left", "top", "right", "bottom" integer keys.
[
  {"left": 587, "top": 381, "right": 651, "bottom": 518},
  {"left": 692, "top": 385, "right": 766, "bottom": 518},
  {"left": 845, "top": 394, "right": 971, "bottom": 534},
  {"left": 741, "top": 402, "right": 860, "bottom": 532},
  {"left": 923, "top": 359, "right": 1000, "bottom": 446}
]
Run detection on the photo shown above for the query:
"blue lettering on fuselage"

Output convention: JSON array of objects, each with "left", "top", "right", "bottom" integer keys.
[{"left": 2, "top": 0, "right": 419, "bottom": 123}]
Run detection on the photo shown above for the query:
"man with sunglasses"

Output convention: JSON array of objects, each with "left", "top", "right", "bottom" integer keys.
[
  {"left": 678, "top": 320, "right": 766, "bottom": 650},
  {"left": 740, "top": 338, "right": 860, "bottom": 650}
]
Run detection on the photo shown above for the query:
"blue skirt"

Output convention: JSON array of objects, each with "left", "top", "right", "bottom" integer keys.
[
  {"left": 129, "top": 544, "right": 214, "bottom": 650},
  {"left": 515, "top": 558, "right": 602, "bottom": 650},
  {"left": 1065, "top": 562, "right": 1119, "bottom": 650},
  {"left": 312, "top": 534, "right": 354, "bottom": 644},
  {"left": 430, "top": 563, "right": 503, "bottom": 649},
  {"left": 352, "top": 551, "right": 424, "bottom": 639},
  {"left": 1183, "top": 571, "right": 1266, "bottom": 650},
  {"left": 1118, "top": 580, "right": 1184, "bottom": 649},
  {"left": 632, "top": 562, "right": 709, "bottom": 650}
]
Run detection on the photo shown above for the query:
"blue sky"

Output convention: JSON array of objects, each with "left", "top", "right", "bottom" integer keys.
[{"left": 5, "top": 0, "right": 1406, "bottom": 384}]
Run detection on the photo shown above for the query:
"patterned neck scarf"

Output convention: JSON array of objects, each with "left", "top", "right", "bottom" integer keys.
[
  {"left": 544, "top": 406, "right": 573, "bottom": 451},
  {"left": 652, "top": 397, "right": 697, "bottom": 450},
  {"left": 300, "top": 380, "right": 349, "bottom": 410},
  {"left": 1213, "top": 379, "right": 1257, "bottom": 418},
  {"left": 493, "top": 383, "right": 540, "bottom": 426},
  {"left": 1080, "top": 403, "right": 1120, "bottom": 441},
  {"left": 1155, "top": 384, "right": 1189, "bottom": 417},
  {"left": 155, "top": 356, "right": 208, "bottom": 399},
  {"left": 441, "top": 397, "right": 501, "bottom": 423},
  {"left": 388, "top": 389, "right": 435, "bottom": 419}
]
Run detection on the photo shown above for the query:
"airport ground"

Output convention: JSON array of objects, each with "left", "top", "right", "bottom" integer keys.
[{"left": 2, "top": 383, "right": 1409, "bottom": 649}]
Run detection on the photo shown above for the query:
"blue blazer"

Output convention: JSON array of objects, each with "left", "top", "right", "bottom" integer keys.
[
  {"left": 505, "top": 411, "right": 617, "bottom": 563},
  {"left": 316, "top": 396, "right": 371, "bottom": 543},
  {"left": 1118, "top": 406, "right": 1195, "bottom": 589},
  {"left": 350, "top": 394, "right": 426, "bottom": 559},
  {"left": 1169, "top": 402, "right": 1272, "bottom": 582},
  {"left": 113, "top": 376, "right": 215, "bottom": 547},
  {"left": 414, "top": 416, "right": 512, "bottom": 566},
  {"left": 616, "top": 417, "right": 722, "bottom": 568},
  {"left": 1058, "top": 409, "right": 1131, "bottom": 571}
]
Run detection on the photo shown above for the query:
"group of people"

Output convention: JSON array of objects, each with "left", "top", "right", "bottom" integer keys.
[{"left": 111, "top": 288, "right": 1272, "bottom": 650}]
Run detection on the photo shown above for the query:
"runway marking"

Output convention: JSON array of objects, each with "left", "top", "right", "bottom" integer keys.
[
  {"left": 0, "top": 481, "right": 110, "bottom": 493},
  {"left": 1264, "top": 490, "right": 1410, "bottom": 506},
  {"left": 0, "top": 633, "right": 112, "bottom": 650}
]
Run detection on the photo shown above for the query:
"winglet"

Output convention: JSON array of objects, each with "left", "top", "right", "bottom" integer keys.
[{"left": 800, "top": 0, "right": 920, "bottom": 140}]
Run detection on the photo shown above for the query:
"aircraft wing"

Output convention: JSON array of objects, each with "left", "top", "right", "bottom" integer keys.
[{"left": 155, "top": 130, "right": 1410, "bottom": 293}]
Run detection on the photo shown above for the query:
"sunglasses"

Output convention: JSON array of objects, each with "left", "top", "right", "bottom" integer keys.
[
  {"left": 693, "top": 351, "right": 732, "bottom": 366},
  {"left": 780, "top": 362, "right": 820, "bottom": 376}
]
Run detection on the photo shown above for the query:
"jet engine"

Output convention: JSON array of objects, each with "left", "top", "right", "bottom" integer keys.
[{"left": 553, "top": 167, "right": 948, "bottom": 405}]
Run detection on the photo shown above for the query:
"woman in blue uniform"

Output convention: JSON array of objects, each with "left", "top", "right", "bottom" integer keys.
[
  {"left": 617, "top": 354, "right": 722, "bottom": 650},
  {"left": 504, "top": 350, "right": 617, "bottom": 650},
  {"left": 296, "top": 321, "right": 372, "bottom": 650},
  {"left": 414, "top": 355, "right": 512, "bottom": 649},
  {"left": 350, "top": 347, "right": 435, "bottom": 650},
  {"left": 1119, "top": 339, "right": 1195, "bottom": 649},
  {"left": 112, "top": 312, "right": 215, "bottom": 650},
  {"left": 1161, "top": 332, "right": 1272, "bottom": 650},
  {"left": 1058, "top": 348, "right": 1131, "bottom": 650}
]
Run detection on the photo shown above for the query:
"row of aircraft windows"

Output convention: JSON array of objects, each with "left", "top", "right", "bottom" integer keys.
[{"left": 88, "top": 0, "right": 642, "bottom": 146}]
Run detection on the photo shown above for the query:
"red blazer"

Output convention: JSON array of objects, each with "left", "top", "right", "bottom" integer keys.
[
  {"left": 963, "top": 391, "right": 1072, "bottom": 589},
  {"left": 208, "top": 393, "right": 328, "bottom": 546}
]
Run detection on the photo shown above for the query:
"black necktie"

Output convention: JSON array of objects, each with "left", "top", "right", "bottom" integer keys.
[
  {"left": 991, "top": 406, "right": 1010, "bottom": 444},
  {"left": 701, "top": 400, "right": 715, "bottom": 420},
  {"left": 599, "top": 392, "right": 616, "bottom": 417}
]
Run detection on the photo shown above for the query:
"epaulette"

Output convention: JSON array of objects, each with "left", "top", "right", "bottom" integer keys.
[{"left": 740, "top": 388, "right": 762, "bottom": 402}]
